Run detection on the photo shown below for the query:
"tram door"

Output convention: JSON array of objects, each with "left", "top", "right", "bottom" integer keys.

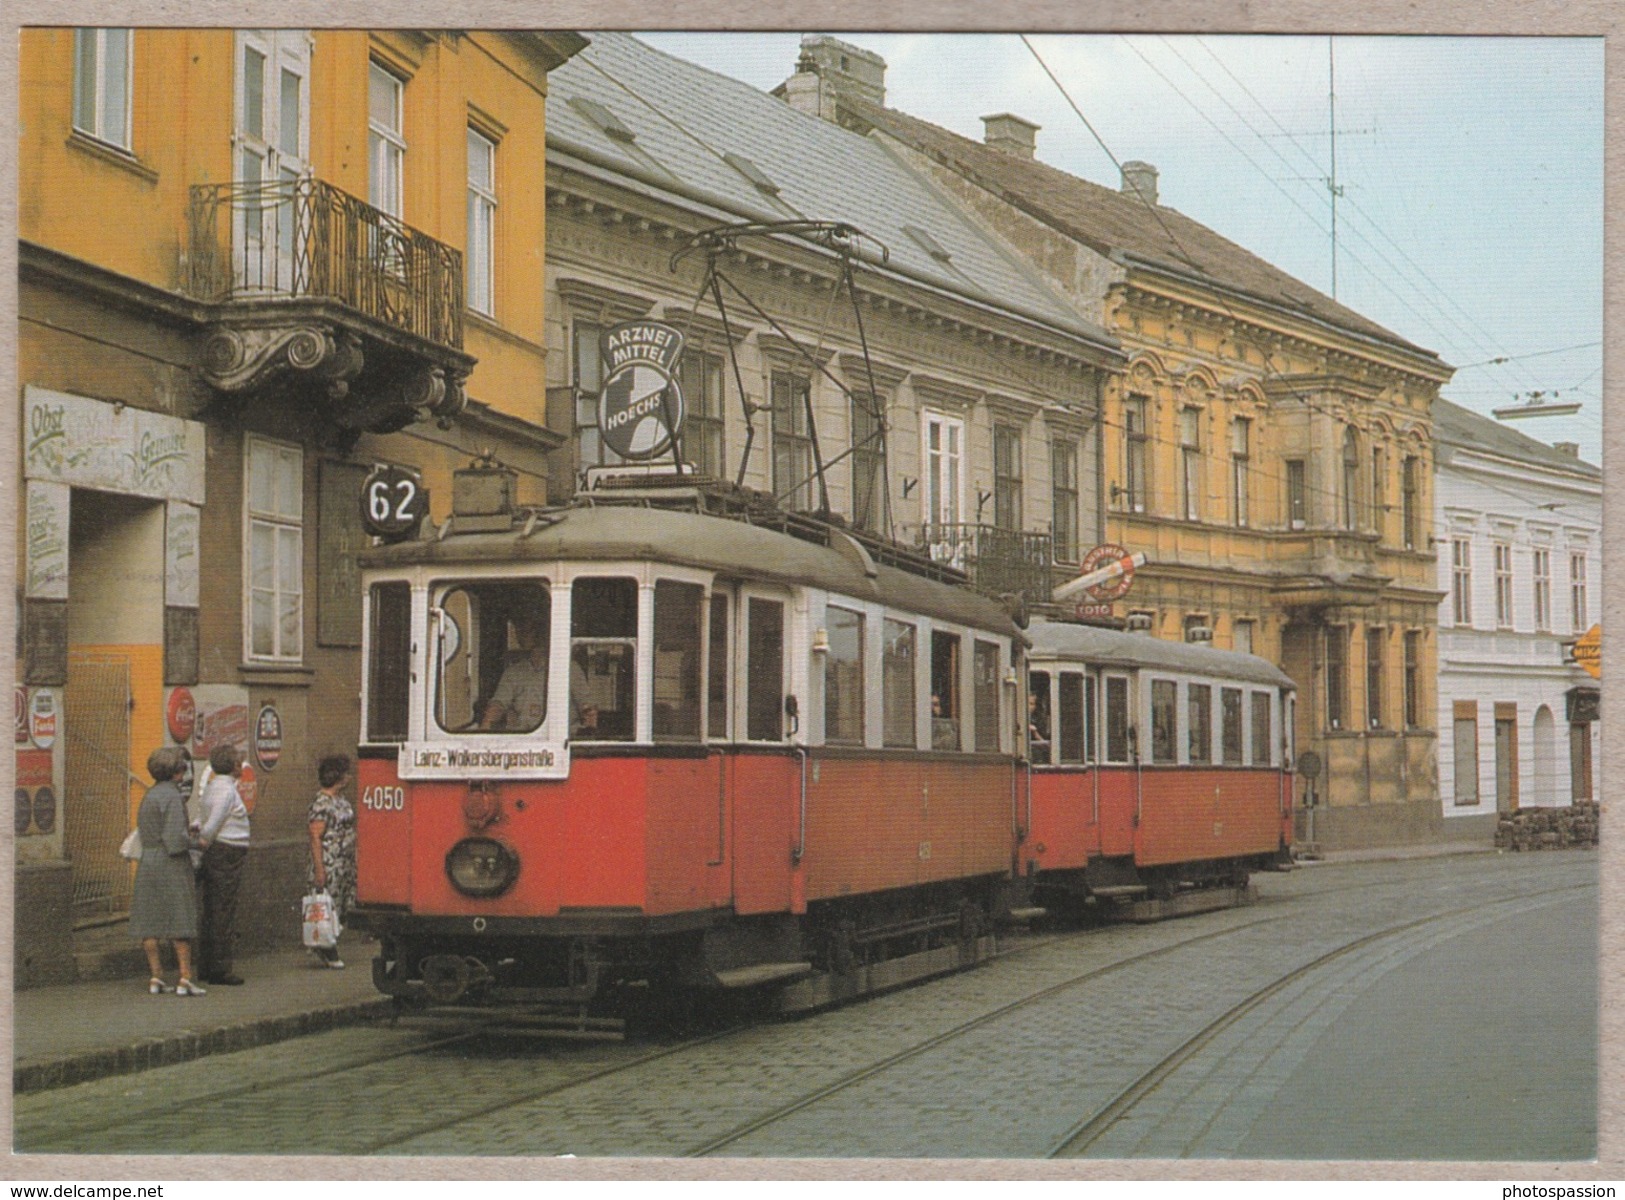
[{"left": 730, "top": 590, "right": 796, "bottom": 914}]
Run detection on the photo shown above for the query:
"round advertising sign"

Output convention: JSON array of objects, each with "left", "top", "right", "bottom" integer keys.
[
  {"left": 166, "top": 687, "right": 197, "bottom": 745},
  {"left": 1078, "top": 543, "right": 1139, "bottom": 602},
  {"left": 32, "top": 785, "right": 56, "bottom": 834},
  {"left": 253, "top": 705, "right": 283, "bottom": 772},
  {"left": 598, "top": 320, "right": 686, "bottom": 461}
]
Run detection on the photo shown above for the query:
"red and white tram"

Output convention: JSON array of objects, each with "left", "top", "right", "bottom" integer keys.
[
  {"left": 352, "top": 473, "right": 1030, "bottom": 1013},
  {"left": 1022, "top": 622, "right": 1296, "bottom": 917}
]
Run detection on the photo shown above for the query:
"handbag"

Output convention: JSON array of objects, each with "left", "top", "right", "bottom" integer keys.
[
  {"left": 119, "top": 828, "right": 142, "bottom": 860},
  {"left": 302, "top": 890, "right": 341, "bottom": 950}
]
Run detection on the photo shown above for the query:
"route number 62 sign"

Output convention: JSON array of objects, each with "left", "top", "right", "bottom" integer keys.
[{"left": 361, "top": 464, "right": 429, "bottom": 540}]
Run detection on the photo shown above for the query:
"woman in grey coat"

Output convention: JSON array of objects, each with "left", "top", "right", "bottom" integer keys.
[{"left": 129, "top": 746, "right": 205, "bottom": 996}]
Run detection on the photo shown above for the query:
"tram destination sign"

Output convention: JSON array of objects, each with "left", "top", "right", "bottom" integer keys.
[
  {"left": 360, "top": 464, "right": 428, "bottom": 540},
  {"left": 599, "top": 320, "right": 686, "bottom": 461}
]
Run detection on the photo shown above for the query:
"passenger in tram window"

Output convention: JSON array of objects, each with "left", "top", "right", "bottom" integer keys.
[
  {"left": 931, "top": 693, "right": 960, "bottom": 751},
  {"left": 481, "top": 615, "right": 549, "bottom": 732},
  {"left": 1028, "top": 689, "right": 1051, "bottom": 765}
]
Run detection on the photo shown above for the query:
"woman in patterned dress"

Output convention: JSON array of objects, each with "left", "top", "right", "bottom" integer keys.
[{"left": 306, "top": 754, "right": 356, "bottom": 968}]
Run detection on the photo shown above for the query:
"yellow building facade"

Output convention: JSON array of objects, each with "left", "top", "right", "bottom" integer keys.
[{"left": 16, "top": 28, "right": 582, "bottom": 983}]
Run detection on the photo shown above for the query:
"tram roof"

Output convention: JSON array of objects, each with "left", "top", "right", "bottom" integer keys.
[
  {"left": 1026, "top": 620, "right": 1295, "bottom": 689},
  {"left": 362, "top": 504, "right": 1024, "bottom": 639}
]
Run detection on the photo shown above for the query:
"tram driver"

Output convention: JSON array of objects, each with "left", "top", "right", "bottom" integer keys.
[{"left": 481, "top": 616, "right": 549, "bottom": 732}]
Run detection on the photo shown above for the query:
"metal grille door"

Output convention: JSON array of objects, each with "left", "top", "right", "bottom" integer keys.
[{"left": 64, "top": 658, "right": 134, "bottom": 922}]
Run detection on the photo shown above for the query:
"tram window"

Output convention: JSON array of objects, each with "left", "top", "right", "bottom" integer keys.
[
  {"left": 973, "top": 640, "right": 1000, "bottom": 752},
  {"left": 1084, "top": 676, "right": 1097, "bottom": 764},
  {"left": 930, "top": 631, "right": 961, "bottom": 751},
  {"left": 1027, "top": 671, "right": 1051, "bottom": 764},
  {"left": 1251, "top": 691, "right": 1273, "bottom": 766},
  {"left": 883, "top": 619, "right": 917, "bottom": 748},
  {"left": 825, "top": 606, "right": 865, "bottom": 746},
  {"left": 1058, "top": 673, "right": 1085, "bottom": 764},
  {"left": 707, "top": 594, "right": 729, "bottom": 740},
  {"left": 1221, "top": 687, "right": 1244, "bottom": 765},
  {"left": 1104, "top": 676, "right": 1130, "bottom": 763},
  {"left": 432, "top": 580, "right": 552, "bottom": 734},
  {"left": 572, "top": 578, "right": 637, "bottom": 741},
  {"left": 653, "top": 580, "right": 703, "bottom": 742},
  {"left": 746, "top": 597, "right": 785, "bottom": 741},
  {"left": 367, "top": 583, "right": 411, "bottom": 742},
  {"left": 1189, "top": 684, "right": 1213, "bottom": 765},
  {"left": 1151, "top": 679, "right": 1178, "bottom": 764}
]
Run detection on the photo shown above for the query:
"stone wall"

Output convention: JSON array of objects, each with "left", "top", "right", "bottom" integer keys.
[{"left": 1494, "top": 802, "right": 1600, "bottom": 851}]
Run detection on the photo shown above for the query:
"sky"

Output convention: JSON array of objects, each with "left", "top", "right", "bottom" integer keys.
[{"left": 639, "top": 33, "right": 1605, "bottom": 466}]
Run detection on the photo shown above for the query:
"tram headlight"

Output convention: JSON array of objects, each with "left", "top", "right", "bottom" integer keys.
[{"left": 445, "top": 837, "right": 520, "bottom": 898}]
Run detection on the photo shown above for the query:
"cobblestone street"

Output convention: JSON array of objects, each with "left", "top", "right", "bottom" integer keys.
[{"left": 15, "top": 850, "right": 1596, "bottom": 1161}]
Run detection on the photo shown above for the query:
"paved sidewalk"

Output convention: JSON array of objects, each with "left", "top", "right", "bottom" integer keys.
[{"left": 13, "top": 937, "right": 392, "bottom": 1095}]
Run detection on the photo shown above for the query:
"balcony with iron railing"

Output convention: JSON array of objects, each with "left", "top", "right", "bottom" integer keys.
[
  {"left": 185, "top": 177, "right": 471, "bottom": 433},
  {"left": 914, "top": 523, "right": 1054, "bottom": 602},
  {"left": 188, "top": 176, "right": 464, "bottom": 346}
]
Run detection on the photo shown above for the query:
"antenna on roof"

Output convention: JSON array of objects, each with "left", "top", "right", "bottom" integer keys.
[{"left": 1492, "top": 391, "right": 1583, "bottom": 421}]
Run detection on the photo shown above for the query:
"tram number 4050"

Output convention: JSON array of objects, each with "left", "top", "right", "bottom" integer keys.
[{"left": 362, "top": 786, "right": 406, "bottom": 811}]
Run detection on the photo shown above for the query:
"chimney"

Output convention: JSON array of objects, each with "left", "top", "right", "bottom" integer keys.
[
  {"left": 1553, "top": 442, "right": 1580, "bottom": 457},
  {"left": 793, "top": 34, "right": 886, "bottom": 108},
  {"left": 1121, "top": 160, "right": 1159, "bottom": 205},
  {"left": 982, "top": 113, "right": 1039, "bottom": 159}
]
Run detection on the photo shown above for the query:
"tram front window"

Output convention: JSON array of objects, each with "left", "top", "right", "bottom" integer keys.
[
  {"left": 435, "top": 580, "right": 552, "bottom": 734},
  {"left": 572, "top": 577, "right": 637, "bottom": 741}
]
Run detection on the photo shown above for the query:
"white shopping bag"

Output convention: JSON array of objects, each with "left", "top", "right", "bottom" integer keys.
[{"left": 302, "top": 890, "right": 341, "bottom": 950}]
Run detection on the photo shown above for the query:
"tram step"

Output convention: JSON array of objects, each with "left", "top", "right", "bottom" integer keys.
[
  {"left": 1005, "top": 907, "right": 1048, "bottom": 923},
  {"left": 1090, "top": 885, "right": 1149, "bottom": 898},
  {"left": 713, "top": 961, "right": 814, "bottom": 989}
]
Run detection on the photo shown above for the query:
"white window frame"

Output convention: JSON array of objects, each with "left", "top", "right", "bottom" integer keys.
[
  {"left": 1532, "top": 548, "right": 1551, "bottom": 632},
  {"left": 234, "top": 30, "right": 310, "bottom": 290},
  {"left": 244, "top": 435, "right": 304, "bottom": 663},
  {"left": 368, "top": 61, "right": 406, "bottom": 219},
  {"left": 923, "top": 411, "right": 964, "bottom": 529},
  {"left": 1571, "top": 552, "right": 1589, "bottom": 631},
  {"left": 1493, "top": 542, "right": 1514, "bottom": 628},
  {"left": 1452, "top": 539, "right": 1473, "bottom": 626},
  {"left": 1179, "top": 406, "right": 1202, "bottom": 522},
  {"left": 466, "top": 126, "right": 497, "bottom": 317},
  {"left": 73, "top": 27, "right": 133, "bottom": 150},
  {"left": 1231, "top": 417, "right": 1250, "bottom": 527}
]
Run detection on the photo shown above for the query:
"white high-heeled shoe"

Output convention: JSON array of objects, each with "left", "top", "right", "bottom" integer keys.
[
  {"left": 148, "top": 977, "right": 175, "bottom": 995},
  {"left": 176, "top": 978, "right": 207, "bottom": 996}
]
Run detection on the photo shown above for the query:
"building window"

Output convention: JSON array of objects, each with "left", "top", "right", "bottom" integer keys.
[
  {"left": 1233, "top": 619, "right": 1255, "bottom": 657},
  {"left": 1286, "top": 459, "right": 1306, "bottom": 529},
  {"left": 1051, "top": 440, "right": 1079, "bottom": 563},
  {"left": 245, "top": 436, "right": 304, "bottom": 661},
  {"left": 1370, "top": 446, "right": 1385, "bottom": 539},
  {"left": 824, "top": 606, "right": 865, "bottom": 746},
  {"left": 923, "top": 412, "right": 964, "bottom": 529},
  {"left": 1220, "top": 686, "right": 1243, "bottom": 765},
  {"left": 1532, "top": 548, "right": 1551, "bottom": 632},
  {"left": 1494, "top": 542, "right": 1513, "bottom": 627},
  {"left": 573, "top": 320, "right": 613, "bottom": 469},
  {"left": 1404, "top": 630, "right": 1421, "bottom": 729},
  {"left": 1342, "top": 426, "right": 1360, "bottom": 530},
  {"left": 1453, "top": 701, "right": 1479, "bottom": 805},
  {"left": 1571, "top": 553, "right": 1588, "bottom": 631},
  {"left": 1151, "top": 679, "right": 1178, "bottom": 764},
  {"left": 850, "top": 392, "right": 886, "bottom": 534},
  {"left": 1452, "top": 539, "right": 1472, "bottom": 626},
  {"left": 1188, "top": 683, "right": 1213, "bottom": 764},
  {"left": 681, "top": 350, "right": 727, "bottom": 479},
  {"left": 1365, "top": 627, "right": 1385, "bottom": 729},
  {"left": 1124, "top": 397, "right": 1148, "bottom": 513},
  {"left": 235, "top": 32, "right": 308, "bottom": 285},
  {"left": 368, "top": 61, "right": 405, "bottom": 218},
  {"left": 1231, "top": 417, "right": 1250, "bottom": 527},
  {"left": 1179, "top": 407, "right": 1202, "bottom": 521},
  {"left": 993, "top": 424, "right": 1022, "bottom": 531},
  {"left": 1325, "top": 626, "right": 1347, "bottom": 730},
  {"left": 771, "top": 372, "right": 814, "bottom": 511},
  {"left": 466, "top": 127, "right": 496, "bottom": 316},
  {"left": 1402, "top": 455, "right": 1419, "bottom": 549},
  {"left": 73, "top": 28, "right": 132, "bottom": 150}
]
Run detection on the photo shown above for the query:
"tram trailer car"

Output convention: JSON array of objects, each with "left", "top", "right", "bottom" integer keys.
[
  {"left": 1023, "top": 621, "right": 1296, "bottom": 918},
  {"left": 349, "top": 480, "right": 1031, "bottom": 1015}
]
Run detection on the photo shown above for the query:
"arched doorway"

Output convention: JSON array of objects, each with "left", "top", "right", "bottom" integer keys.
[{"left": 1532, "top": 704, "right": 1557, "bottom": 808}]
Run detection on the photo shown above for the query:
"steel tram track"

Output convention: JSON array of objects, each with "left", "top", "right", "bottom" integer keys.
[{"left": 1043, "top": 879, "right": 1594, "bottom": 1158}]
